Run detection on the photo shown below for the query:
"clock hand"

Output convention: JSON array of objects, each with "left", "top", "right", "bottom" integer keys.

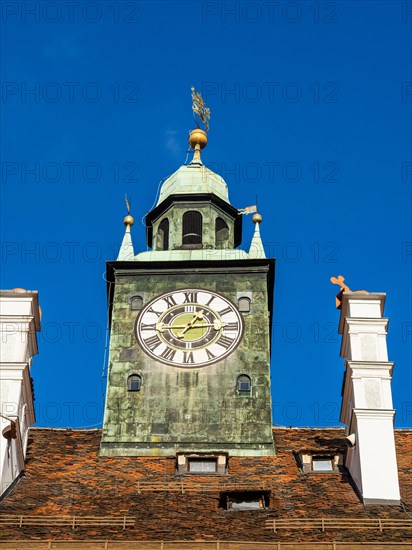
[
  {"left": 177, "top": 310, "right": 204, "bottom": 338},
  {"left": 157, "top": 320, "right": 227, "bottom": 332},
  {"left": 156, "top": 322, "right": 189, "bottom": 332},
  {"left": 188, "top": 320, "right": 227, "bottom": 329}
]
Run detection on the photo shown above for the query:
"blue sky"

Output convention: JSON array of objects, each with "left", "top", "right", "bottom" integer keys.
[{"left": 1, "top": 0, "right": 411, "bottom": 428}]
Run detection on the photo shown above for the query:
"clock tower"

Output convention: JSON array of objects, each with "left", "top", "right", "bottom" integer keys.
[{"left": 100, "top": 94, "right": 275, "bottom": 457}]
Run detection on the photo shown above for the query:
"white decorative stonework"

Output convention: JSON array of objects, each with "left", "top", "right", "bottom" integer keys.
[
  {"left": 0, "top": 290, "right": 41, "bottom": 498},
  {"left": 338, "top": 292, "right": 400, "bottom": 505}
]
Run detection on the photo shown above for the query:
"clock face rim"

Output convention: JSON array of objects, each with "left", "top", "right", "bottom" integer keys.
[{"left": 135, "top": 288, "right": 244, "bottom": 368}]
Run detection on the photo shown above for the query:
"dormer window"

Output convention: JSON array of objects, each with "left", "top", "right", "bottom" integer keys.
[
  {"left": 182, "top": 211, "right": 202, "bottom": 247},
  {"left": 296, "top": 452, "right": 342, "bottom": 473},
  {"left": 188, "top": 458, "right": 217, "bottom": 473},
  {"left": 215, "top": 217, "right": 229, "bottom": 246},
  {"left": 221, "top": 491, "right": 270, "bottom": 511},
  {"left": 312, "top": 457, "right": 334, "bottom": 471},
  {"left": 176, "top": 452, "right": 228, "bottom": 474},
  {"left": 157, "top": 218, "right": 169, "bottom": 251}
]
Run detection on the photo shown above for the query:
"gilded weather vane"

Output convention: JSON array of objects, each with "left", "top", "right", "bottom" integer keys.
[
  {"left": 330, "top": 275, "right": 351, "bottom": 293},
  {"left": 330, "top": 275, "right": 369, "bottom": 309},
  {"left": 191, "top": 86, "right": 210, "bottom": 132}
]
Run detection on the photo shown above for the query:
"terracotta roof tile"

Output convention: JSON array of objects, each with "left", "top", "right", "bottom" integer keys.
[{"left": 0, "top": 427, "right": 411, "bottom": 543}]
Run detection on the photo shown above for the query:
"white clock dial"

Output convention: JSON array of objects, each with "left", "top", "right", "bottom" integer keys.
[{"left": 136, "top": 289, "right": 244, "bottom": 367}]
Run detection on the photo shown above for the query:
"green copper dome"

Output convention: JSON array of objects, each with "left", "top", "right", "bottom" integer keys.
[{"left": 156, "top": 163, "right": 230, "bottom": 206}]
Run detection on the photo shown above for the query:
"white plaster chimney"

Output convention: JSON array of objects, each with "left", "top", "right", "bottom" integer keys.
[
  {"left": 338, "top": 291, "right": 400, "bottom": 505},
  {"left": 0, "top": 289, "right": 41, "bottom": 498}
]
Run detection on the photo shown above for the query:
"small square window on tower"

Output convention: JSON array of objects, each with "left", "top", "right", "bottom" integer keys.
[
  {"left": 129, "top": 295, "right": 143, "bottom": 311},
  {"left": 127, "top": 374, "right": 142, "bottom": 392},
  {"left": 237, "top": 292, "right": 253, "bottom": 313},
  {"left": 236, "top": 374, "right": 252, "bottom": 397}
]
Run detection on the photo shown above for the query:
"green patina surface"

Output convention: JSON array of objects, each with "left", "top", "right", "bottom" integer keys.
[
  {"left": 100, "top": 266, "right": 274, "bottom": 456},
  {"left": 102, "top": 160, "right": 273, "bottom": 456},
  {"left": 156, "top": 164, "right": 230, "bottom": 205}
]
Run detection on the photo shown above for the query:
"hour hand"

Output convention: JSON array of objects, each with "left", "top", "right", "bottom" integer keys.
[{"left": 177, "top": 310, "right": 204, "bottom": 338}]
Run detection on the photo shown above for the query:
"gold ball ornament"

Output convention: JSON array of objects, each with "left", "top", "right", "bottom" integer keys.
[
  {"left": 252, "top": 213, "right": 262, "bottom": 224},
  {"left": 124, "top": 214, "right": 134, "bottom": 227},
  {"left": 188, "top": 128, "right": 208, "bottom": 150}
]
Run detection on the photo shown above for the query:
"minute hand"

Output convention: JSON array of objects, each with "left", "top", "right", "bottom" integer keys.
[
  {"left": 157, "top": 320, "right": 227, "bottom": 332},
  {"left": 180, "top": 321, "right": 227, "bottom": 330}
]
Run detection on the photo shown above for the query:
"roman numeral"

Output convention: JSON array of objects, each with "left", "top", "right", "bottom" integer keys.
[
  {"left": 147, "top": 306, "right": 162, "bottom": 318},
  {"left": 141, "top": 323, "right": 156, "bottom": 331},
  {"left": 183, "top": 291, "right": 198, "bottom": 303},
  {"left": 185, "top": 305, "right": 196, "bottom": 313},
  {"left": 206, "top": 295, "right": 215, "bottom": 306},
  {"left": 224, "top": 322, "right": 239, "bottom": 331},
  {"left": 182, "top": 351, "right": 195, "bottom": 364},
  {"left": 217, "top": 335, "right": 234, "bottom": 349},
  {"left": 164, "top": 295, "right": 177, "bottom": 308},
  {"left": 205, "top": 348, "right": 215, "bottom": 360},
  {"left": 218, "top": 307, "right": 232, "bottom": 317},
  {"left": 160, "top": 347, "right": 176, "bottom": 361},
  {"left": 144, "top": 335, "right": 162, "bottom": 351}
]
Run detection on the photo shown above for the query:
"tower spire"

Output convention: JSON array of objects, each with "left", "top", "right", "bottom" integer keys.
[{"left": 248, "top": 212, "right": 266, "bottom": 259}]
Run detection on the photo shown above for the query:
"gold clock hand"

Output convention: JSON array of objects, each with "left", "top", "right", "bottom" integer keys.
[
  {"left": 178, "top": 321, "right": 227, "bottom": 330},
  {"left": 177, "top": 310, "right": 204, "bottom": 338},
  {"left": 156, "top": 322, "right": 191, "bottom": 332},
  {"left": 157, "top": 316, "right": 226, "bottom": 334}
]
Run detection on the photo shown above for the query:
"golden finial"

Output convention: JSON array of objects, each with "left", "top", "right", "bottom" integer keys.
[
  {"left": 252, "top": 213, "right": 262, "bottom": 224},
  {"left": 123, "top": 195, "right": 134, "bottom": 232},
  {"left": 189, "top": 87, "right": 210, "bottom": 164}
]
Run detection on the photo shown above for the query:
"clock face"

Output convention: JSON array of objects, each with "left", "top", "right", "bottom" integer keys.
[{"left": 136, "top": 289, "right": 244, "bottom": 367}]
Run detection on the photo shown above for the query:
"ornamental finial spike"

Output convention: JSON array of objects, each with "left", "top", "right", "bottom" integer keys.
[
  {"left": 123, "top": 195, "right": 134, "bottom": 233},
  {"left": 189, "top": 87, "right": 210, "bottom": 164}
]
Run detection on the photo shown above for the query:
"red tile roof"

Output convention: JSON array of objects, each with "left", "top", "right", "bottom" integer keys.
[{"left": 0, "top": 427, "right": 411, "bottom": 544}]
